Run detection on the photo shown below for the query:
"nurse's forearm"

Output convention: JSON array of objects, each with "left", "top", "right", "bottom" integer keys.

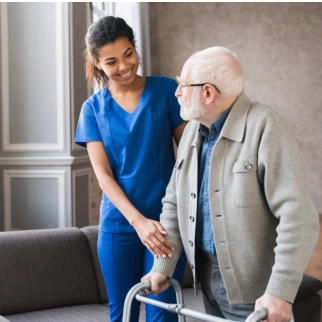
[
  {"left": 98, "top": 173, "right": 175, "bottom": 258},
  {"left": 98, "top": 173, "right": 143, "bottom": 224}
]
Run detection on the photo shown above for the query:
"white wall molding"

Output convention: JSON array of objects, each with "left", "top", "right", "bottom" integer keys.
[
  {"left": 69, "top": 3, "right": 82, "bottom": 152},
  {"left": 0, "top": 155, "right": 90, "bottom": 166},
  {"left": 0, "top": 3, "right": 10, "bottom": 151},
  {"left": 72, "top": 167, "right": 91, "bottom": 227},
  {"left": 0, "top": 3, "right": 67, "bottom": 152},
  {"left": 3, "top": 169, "right": 68, "bottom": 231}
]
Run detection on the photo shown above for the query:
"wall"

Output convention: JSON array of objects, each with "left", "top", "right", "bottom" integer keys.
[
  {"left": 0, "top": 3, "right": 95, "bottom": 231},
  {"left": 149, "top": 2, "right": 322, "bottom": 213}
]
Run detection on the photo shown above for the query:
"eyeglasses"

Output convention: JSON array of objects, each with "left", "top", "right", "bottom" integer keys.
[{"left": 178, "top": 83, "right": 221, "bottom": 94}]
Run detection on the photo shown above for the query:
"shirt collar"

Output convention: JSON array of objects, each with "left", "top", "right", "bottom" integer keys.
[{"left": 199, "top": 107, "right": 231, "bottom": 139}]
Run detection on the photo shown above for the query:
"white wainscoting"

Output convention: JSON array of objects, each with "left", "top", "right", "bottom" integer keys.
[
  {"left": 72, "top": 167, "right": 91, "bottom": 227},
  {"left": 3, "top": 169, "right": 67, "bottom": 231},
  {"left": 0, "top": 2, "right": 68, "bottom": 152}
]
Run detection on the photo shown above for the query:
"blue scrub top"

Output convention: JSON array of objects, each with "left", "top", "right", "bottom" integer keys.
[{"left": 75, "top": 76, "right": 183, "bottom": 233}]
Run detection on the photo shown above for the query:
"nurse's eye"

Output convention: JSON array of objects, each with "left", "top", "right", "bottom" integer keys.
[
  {"left": 106, "top": 60, "right": 116, "bottom": 66},
  {"left": 125, "top": 51, "right": 133, "bottom": 58}
]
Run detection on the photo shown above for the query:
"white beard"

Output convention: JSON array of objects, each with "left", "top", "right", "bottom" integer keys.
[{"left": 179, "top": 94, "right": 206, "bottom": 121}]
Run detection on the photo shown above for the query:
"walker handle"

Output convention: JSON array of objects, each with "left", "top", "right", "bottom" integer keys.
[
  {"left": 123, "top": 278, "right": 294, "bottom": 322},
  {"left": 245, "top": 307, "right": 294, "bottom": 322},
  {"left": 123, "top": 278, "right": 185, "bottom": 322}
]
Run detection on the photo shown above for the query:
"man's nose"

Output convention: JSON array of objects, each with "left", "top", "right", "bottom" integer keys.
[{"left": 175, "top": 86, "right": 181, "bottom": 97}]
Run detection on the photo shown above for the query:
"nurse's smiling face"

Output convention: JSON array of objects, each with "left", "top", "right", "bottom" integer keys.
[{"left": 96, "top": 37, "right": 139, "bottom": 86}]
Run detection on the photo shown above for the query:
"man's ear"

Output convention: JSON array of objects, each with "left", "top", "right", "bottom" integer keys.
[{"left": 203, "top": 84, "right": 216, "bottom": 106}]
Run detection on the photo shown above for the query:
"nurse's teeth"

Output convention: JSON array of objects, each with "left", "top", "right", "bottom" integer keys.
[{"left": 121, "top": 71, "right": 131, "bottom": 77}]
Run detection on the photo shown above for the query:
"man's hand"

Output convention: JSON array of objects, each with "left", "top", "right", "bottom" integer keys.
[
  {"left": 255, "top": 294, "right": 293, "bottom": 322},
  {"left": 141, "top": 272, "right": 169, "bottom": 296}
]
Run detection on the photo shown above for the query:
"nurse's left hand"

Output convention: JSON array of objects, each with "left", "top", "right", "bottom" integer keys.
[{"left": 132, "top": 216, "right": 174, "bottom": 258}]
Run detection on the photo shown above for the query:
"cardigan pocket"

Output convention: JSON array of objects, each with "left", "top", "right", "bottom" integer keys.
[{"left": 233, "top": 157, "right": 265, "bottom": 208}]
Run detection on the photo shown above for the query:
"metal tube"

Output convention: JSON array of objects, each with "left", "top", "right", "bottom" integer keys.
[
  {"left": 135, "top": 294, "right": 170, "bottom": 310},
  {"left": 122, "top": 279, "right": 294, "bottom": 322},
  {"left": 167, "top": 278, "right": 185, "bottom": 322},
  {"left": 174, "top": 307, "right": 230, "bottom": 322},
  {"left": 122, "top": 278, "right": 186, "bottom": 322},
  {"left": 135, "top": 294, "right": 237, "bottom": 322},
  {"left": 122, "top": 280, "right": 151, "bottom": 322},
  {"left": 245, "top": 308, "right": 268, "bottom": 322}
]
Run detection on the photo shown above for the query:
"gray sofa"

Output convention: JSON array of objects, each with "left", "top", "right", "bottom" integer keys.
[
  {"left": 0, "top": 226, "right": 321, "bottom": 322},
  {"left": 0, "top": 226, "right": 203, "bottom": 322}
]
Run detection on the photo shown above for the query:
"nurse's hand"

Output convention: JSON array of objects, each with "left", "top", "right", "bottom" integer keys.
[{"left": 132, "top": 216, "right": 174, "bottom": 258}]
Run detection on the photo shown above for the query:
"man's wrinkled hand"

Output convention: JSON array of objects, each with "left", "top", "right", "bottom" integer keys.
[
  {"left": 255, "top": 294, "right": 293, "bottom": 322},
  {"left": 141, "top": 272, "right": 169, "bottom": 296}
]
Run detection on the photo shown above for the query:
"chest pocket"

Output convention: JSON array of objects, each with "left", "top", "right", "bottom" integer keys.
[{"left": 233, "top": 157, "right": 265, "bottom": 208}]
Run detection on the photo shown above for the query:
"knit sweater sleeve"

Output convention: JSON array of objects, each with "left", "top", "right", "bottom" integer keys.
[
  {"left": 258, "top": 121, "right": 319, "bottom": 302},
  {"left": 150, "top": 157, "right": 184, "bottom": 278}
]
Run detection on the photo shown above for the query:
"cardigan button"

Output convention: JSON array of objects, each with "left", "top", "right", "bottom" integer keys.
[
  {"left": 191, "top": 193, "right": 196, "bottom": 198},
  {"left": 190, "top": 216, "right": 195, "bottom": 222},
  {"left": 189, "top": 240, "right": 193, "bottom": 246},
  {"left": 245, "top": 163, "right": 252, "bottom": 170}
]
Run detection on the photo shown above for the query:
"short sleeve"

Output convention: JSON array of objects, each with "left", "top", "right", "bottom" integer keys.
[
  {"left": 74, "top": 101, "right": 103, "bottom": 148},
  {"left": 166, "top": 78, "right": 184, "bottom": 131}
]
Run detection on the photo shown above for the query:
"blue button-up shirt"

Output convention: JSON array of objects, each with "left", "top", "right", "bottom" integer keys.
[{"left": 196, "top": 108, "right": 231, "bottom": 255}]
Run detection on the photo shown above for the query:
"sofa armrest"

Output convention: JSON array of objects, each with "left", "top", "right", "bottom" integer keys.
[
  {"left": 295, "top": 274, "right": 322, "bottom": 300},
  {"left": 81, "top": 226, "right": 108, "bottom": 304},
  {"left": 0, "top": 316, "right": 10, "bottom": 322}
]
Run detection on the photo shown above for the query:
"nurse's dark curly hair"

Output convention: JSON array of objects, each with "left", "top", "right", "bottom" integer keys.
[{"left": 85, "top": 16, "right": 136, "bottom": 89}]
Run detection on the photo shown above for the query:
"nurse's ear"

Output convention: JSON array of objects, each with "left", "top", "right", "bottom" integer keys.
[{"left": 95, "top": 62, "right": 103, "bottom": 71}]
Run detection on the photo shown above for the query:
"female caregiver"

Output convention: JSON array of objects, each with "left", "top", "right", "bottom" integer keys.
[{"left": 75, "top": 16, "right": 187, "bottom": 322}]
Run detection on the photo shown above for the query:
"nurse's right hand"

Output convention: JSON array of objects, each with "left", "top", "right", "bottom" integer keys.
[{"left": 132, "top": 216, "right": 174, "bottom": 258}]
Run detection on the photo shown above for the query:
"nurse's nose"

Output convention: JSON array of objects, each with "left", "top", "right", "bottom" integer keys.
[{"left": 118, "top": 58, "right": 127, "bottom": 71}]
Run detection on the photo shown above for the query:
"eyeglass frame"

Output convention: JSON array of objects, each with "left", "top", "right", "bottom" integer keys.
[{"left": 178, "top": 83, "right": 221, "bottom": 94}]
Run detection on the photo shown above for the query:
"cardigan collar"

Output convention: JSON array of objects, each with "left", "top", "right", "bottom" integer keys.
[
  {"left": 220, "top": 91, "right": 252, "bottom": 143},
  {"left": 191, "top": 91, "right": 251, "bottom": 147}
]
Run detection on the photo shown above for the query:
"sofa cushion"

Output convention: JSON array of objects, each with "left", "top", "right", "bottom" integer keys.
[
  {"left": 4, "top": 304, "right": 109, "bottom": 322},
  {"left": 0, "top": 228, "right": 100, "bottom": 315},
  {"left": 80, "top": 226, "right": 108, "bottom": 303}
]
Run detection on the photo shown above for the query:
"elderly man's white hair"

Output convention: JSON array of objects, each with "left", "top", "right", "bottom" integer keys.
[{"left": 187, "top": 46, "right": 244, "bottom": 99}]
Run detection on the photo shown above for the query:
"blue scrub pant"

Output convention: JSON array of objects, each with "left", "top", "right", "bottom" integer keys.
[{"left": 98, "top": 231, "right": 186, "bottom": 322}]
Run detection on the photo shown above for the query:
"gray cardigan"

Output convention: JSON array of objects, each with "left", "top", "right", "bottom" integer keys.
[{"left": 151, "top": 92, "right": 319, "bottom": 304}]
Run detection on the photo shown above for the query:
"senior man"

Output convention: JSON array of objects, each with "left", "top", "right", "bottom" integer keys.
[{"left": 142, "top": 46, "right": 319, "bottom": 322}]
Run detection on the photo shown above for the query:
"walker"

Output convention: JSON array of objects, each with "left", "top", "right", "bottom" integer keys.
[{"left": 122, "top": 278, "right": 295, "bottom": 322}]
